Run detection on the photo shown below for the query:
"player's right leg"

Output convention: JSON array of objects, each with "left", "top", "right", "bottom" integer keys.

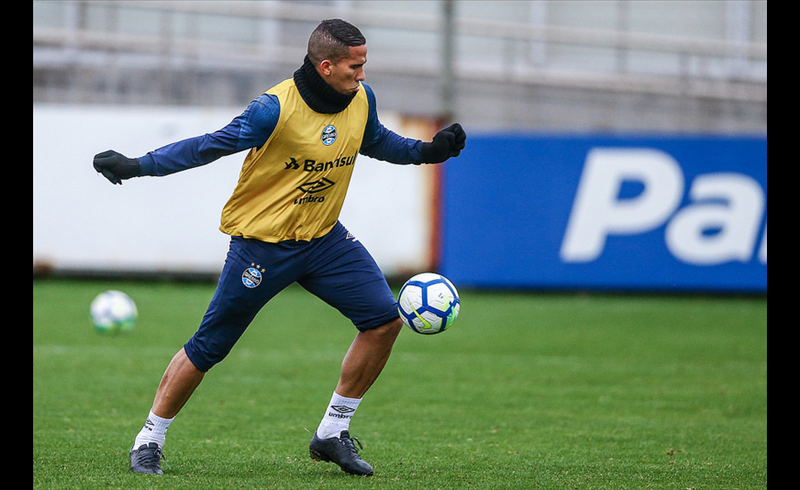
[
  {"left": 299, "top": 222, "right": 403, "bottom": 476},
  {"left": 308, "top": 317, "right": 402, "bottom": 476}
]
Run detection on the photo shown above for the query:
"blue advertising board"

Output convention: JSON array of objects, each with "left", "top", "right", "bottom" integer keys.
[{"left": 440, "top": 134, "right": 767, "bottom": 293}]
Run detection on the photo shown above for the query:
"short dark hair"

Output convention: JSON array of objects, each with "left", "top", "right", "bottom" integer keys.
[{"left": 307, "top": 19, "right": 366, "bottom": 65}]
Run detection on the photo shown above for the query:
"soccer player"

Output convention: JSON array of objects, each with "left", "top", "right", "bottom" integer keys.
[{"left": 93, "top": 19, "right": 465, "bottom": 476}]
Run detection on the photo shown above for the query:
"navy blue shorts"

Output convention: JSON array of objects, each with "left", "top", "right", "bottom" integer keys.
[{"left": 184, "top": 222, "right": 399, "bottom": 372}]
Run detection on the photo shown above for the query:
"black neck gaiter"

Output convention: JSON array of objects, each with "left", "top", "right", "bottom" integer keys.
[{"left": 292, "top": 55, "right": 357, "bottom": 114}]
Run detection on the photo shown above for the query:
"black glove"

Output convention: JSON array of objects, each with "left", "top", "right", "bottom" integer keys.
[
  {"left": 93, "top": 150, "right": 142, "bottom": 185},
  {"left": 420, "top": 123, "right": 467, "bottom": 163}
]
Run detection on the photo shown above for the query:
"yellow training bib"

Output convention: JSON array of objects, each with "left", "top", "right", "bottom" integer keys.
[{"left": 219, "top": 79, "right": 369, "bottom": 242}]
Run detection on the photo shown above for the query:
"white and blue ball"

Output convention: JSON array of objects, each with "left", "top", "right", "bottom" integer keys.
[
  {"left": 397, "top": 273, "right": 460, "bottom": 334},
  {"left": 90, "top": 290, "right": 138, "bottom": 333}
]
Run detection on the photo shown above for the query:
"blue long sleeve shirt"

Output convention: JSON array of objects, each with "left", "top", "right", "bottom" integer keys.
[{"left": 138, "top": 83, "right": 424, "bottom": 176}]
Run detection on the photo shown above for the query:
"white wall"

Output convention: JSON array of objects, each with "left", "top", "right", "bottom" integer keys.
[{"left": 33, "top": 105, "right": 434, "bottom": 277}]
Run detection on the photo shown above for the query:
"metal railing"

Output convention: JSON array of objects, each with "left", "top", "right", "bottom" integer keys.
[{"left": 33, "top": 0, "right": 766, "bottom": 103}]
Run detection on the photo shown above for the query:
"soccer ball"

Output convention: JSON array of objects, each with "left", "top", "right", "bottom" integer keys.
[
  {"left": 397, "top": 273, "right": 460, "bottom": 334},
  {"left": 90, "top": 290, "right": 137, "bottom": 333}
]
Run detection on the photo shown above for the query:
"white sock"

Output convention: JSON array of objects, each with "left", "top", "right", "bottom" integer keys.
[
  {"left": 316, "top": 392, "right": 361, "bottom": 439},
  {"left": 132, "top": 410, "right": 174, "bottom": 451}
]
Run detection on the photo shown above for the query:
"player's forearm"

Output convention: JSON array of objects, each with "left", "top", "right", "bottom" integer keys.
[
  {"left": 138, "top": 131, "right": 239, "bottom": 176},
  {"left": 139, "top": 95, "right": 279, "bottom": 177},
  {"left": 359, "top": 129, "right": 425, "bottom": 164}
]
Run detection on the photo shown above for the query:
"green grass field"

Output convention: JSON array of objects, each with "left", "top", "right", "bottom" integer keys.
[{"left": 33, "top": 278, "right": 767, "bottom": 489}]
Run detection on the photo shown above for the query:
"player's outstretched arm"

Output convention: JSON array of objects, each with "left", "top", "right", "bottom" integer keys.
[{"left": 93, "top": 94, "right": 280, "bottom": 185}]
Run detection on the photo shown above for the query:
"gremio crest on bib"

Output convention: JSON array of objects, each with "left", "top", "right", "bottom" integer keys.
[{"left": 321, "top": 125, "right": 337, "bottom": 146}]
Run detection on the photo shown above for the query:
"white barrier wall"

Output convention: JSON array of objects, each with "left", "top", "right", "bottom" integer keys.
[{"left": 33, "top": 105, "right": 435, "bottom": 277}]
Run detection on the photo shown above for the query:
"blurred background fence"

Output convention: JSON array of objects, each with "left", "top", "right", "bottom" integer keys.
[
  {"left": 33, "top": 0, "right": 766, "bottom": 130},
  {"left": 33, "top": 0, "right": 766, "bottom": 292}
]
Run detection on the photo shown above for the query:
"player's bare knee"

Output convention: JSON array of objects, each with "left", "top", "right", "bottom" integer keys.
[
  {"left": 363, "top": 318, "right": 402, "bottom": 342},
  {"left": 381, "top": 317, "right": 404, "bottom": 335}
]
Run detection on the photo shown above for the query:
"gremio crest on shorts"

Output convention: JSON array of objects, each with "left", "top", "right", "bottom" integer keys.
[
  {"left": 242, "top": 264, "right": 264, "bottom": 288},
  {"left": 321, "top": 125, "right": 337, "bottom": 146}
]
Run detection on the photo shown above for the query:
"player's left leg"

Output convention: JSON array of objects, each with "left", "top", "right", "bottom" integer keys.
[
  {"left": 129, "top": 348, "right": 203, "bottom": 475},
  {"left": 130, "top": 236, "right": 303, "bottom": 474}
]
